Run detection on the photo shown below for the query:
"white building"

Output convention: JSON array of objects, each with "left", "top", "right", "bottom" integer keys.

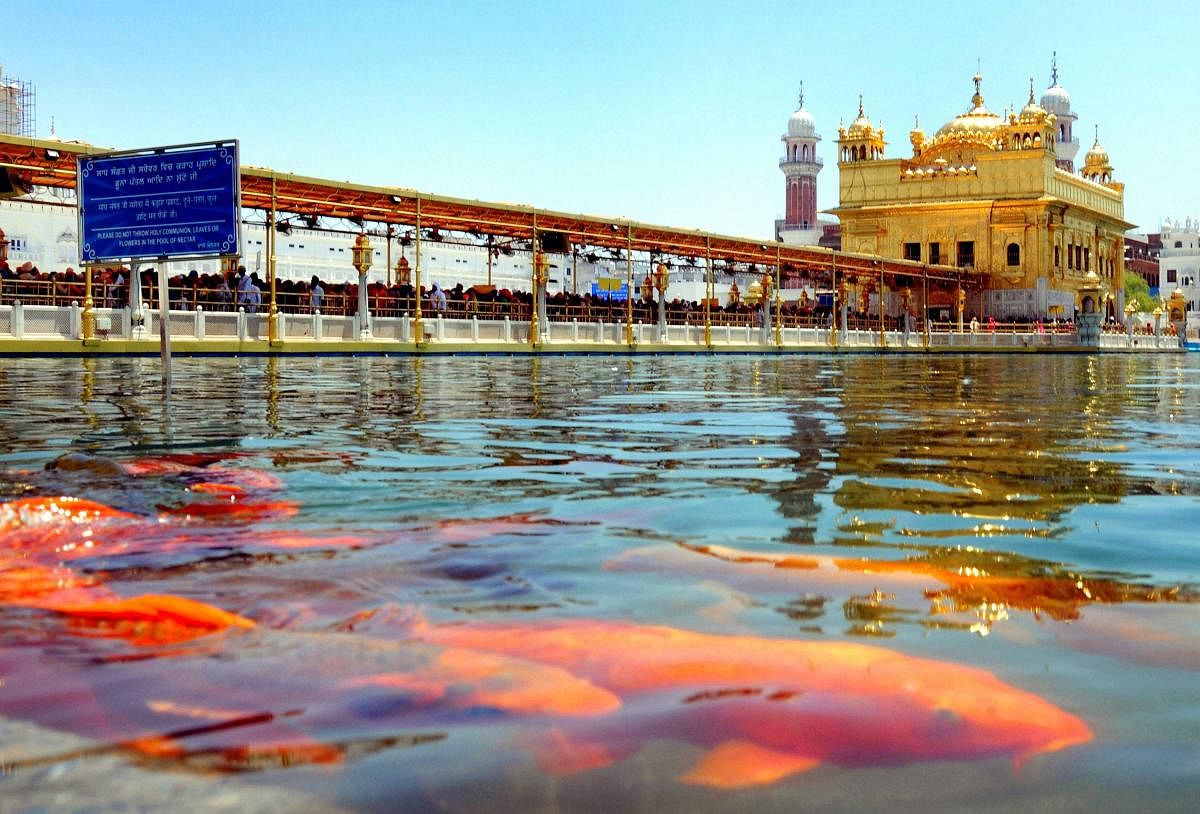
[
  {"left": 1, "top": 190, "right": 764, "bottom": 305},
  {"left": 1158, "top": 218, "right": 1199, "bottom": 333}
]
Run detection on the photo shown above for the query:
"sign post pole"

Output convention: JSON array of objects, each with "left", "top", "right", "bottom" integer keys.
[{"left": 157, "top": 258, "right": 171, "bottom": 392}]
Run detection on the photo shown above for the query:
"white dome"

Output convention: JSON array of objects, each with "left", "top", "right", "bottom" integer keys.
[
  {"left": 787, "top": 107, "right": 816, "bottom": 137},
  {"left": 1040, "top": 84, "right": 1071, "bottom": 115}
]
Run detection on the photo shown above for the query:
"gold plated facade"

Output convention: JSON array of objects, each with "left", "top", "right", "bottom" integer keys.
[{"left": 832, "top": 76, "right": 1133, "bottom": 319}]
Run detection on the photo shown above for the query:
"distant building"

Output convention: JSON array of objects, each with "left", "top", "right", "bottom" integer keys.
[
  {"left": 775, "top": 84, "right": 832, "bottom": 246},
  {"left": 1124, "top": 232, "right": 1161, "bottom": 292},
  {"left": 1157, "top": 219, "right": 1199, "bottom": 331},
  {"left": 829, "top": 64, "right": 1131, "bottom": 320},
  {"left": 818, "top": 223, "right": 841, "bottom": 251},
  {"left": 0, "top": 64, "right": 35, "bottom": 137}
]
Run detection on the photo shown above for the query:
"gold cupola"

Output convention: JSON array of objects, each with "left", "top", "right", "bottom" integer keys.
[
  {"left": 1004, "top": 78, "right": 1056, "bottom": 153},
  {"left": 1081, "top": 125, "right": 1116, "bottom": 187},
  {"left": 837, "top": 95, "right": 886, "bottom": 163}
]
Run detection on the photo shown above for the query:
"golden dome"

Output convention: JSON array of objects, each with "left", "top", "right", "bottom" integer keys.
[
  {"left": 846, "top": 95, "right": 878, "bottom": 138},
  {"left": 932, "top": 74, "right": 1003, "bottom": 147},
  {"left": 1019, "top": 78, "right": 1049, "bottom": 121},
  {"left": 1084, "top": 128, "right": 1110, "bottom": 169}
]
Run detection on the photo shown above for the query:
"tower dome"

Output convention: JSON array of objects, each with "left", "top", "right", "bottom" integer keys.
[
  {"left": 1040, "top": 50, "right": 1071, "bottom": 112},
  {"left": 1040, "top": 84, "right": 1070, "bottom": 115},
  {"left": 787, "top": 86, "right": 816, "bottom": 137},
  {"left": 788, "top": 106, "right": 816, "bottom": 138}
]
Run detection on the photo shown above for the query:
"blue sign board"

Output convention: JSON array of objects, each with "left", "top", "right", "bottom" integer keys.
[
  {"left": 590, "top": 282, "right": 629, "bottom": 301},
  {"left": 78, "top": 142, "right": 240, "bottom": 262}
]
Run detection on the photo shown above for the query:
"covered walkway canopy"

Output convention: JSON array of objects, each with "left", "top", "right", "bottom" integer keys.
[{"left": 1, "top": 133, "right": 968, "bottom": 285}]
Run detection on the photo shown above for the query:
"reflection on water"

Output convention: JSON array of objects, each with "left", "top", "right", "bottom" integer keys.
[{"left": 1, "top": 353, "right": 1198, "bottom": 813}]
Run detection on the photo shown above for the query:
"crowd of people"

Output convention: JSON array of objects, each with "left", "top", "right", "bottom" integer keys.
[
  {"left": 1, "top": 261, "right": 834, "bottom": 328},
  {"left": 7, "top": 259, "right": 1167, "bottom": 335}
]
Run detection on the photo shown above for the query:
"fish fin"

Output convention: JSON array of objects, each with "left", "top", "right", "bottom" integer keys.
[
  {"left": 681, "top": 740, "right": 820, "bottom": 788},
  {"left": 54, "top": 594, "right": 255, "bottom": 644}
]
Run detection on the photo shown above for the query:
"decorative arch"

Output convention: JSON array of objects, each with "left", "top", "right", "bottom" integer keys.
[{"left": 1007, "top": 243, "right": 1020, "bottom": 266}]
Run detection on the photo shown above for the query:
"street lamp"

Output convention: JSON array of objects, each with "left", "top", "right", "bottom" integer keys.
[
  {"left": 352, "top": 232, "right": 373, "bottom": 340},
  {"left": 1124, "top": 299, "right": 1136, "bottom": 338},
  {"left": 654, "top": 262, "right": 670, "bottom": 340},
  {"left": 759, "top": 268, "right": 774, "bottom": 342}
]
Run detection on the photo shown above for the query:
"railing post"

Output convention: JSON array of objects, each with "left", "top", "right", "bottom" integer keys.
[
  {"left": 70, "top": 301, "right": 82, "bottom": 339},
  {"left": 196, "top": 306, "right": 205, "bottom": 340},
  {"left": 12, "top": 301, "right": 23, "bottom": 339},
  {"left": 237, "top": 306, "right": 247, "bottom": 341}
]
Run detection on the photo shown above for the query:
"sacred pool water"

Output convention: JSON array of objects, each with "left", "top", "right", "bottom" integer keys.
[{"left": 1, "top": 353, "right": 1197, "bottom": 813}]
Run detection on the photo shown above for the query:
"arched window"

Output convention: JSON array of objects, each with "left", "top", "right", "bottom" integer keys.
[
  {"left": 1059, "top": 125, "right": 1065, "bottom": 141},
  {"left": 1007, "top": 243, "right": 1020, "bottom": 266},
  {"left": 1175, "top": 241, "right": 1183, "bottom": 248},
  {"left": 802, "top": 144, "right": 808, "bottom": 161}
]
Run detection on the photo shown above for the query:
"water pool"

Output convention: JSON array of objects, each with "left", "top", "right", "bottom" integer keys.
[{"left": 2, "top": 353, "right": 1198, "bottom": 812}]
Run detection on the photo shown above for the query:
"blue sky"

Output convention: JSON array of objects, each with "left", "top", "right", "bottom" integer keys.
[{"left": 4, "top": 0, "right": 1194, "bottom": 237}]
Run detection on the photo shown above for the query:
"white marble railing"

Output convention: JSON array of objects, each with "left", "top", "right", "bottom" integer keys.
[{"left": 0, "top": 302, "right": 1184, "bottom": 352}]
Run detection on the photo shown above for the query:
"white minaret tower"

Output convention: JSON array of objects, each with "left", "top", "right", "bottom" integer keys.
[
  {"left": 777, "top": 82, "right": 823, "bottom": 245},
  {"left": 1039, "top": 52, "right": 1079, "bottom": 172}
]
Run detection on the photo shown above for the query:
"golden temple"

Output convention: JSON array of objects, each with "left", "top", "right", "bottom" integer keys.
[{"left": 831, "top": 74, "right": 1132, "bottom": 320}]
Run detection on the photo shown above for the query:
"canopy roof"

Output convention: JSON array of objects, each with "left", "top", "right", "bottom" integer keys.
[{"left": 1, "top": 133, "right": 967, "bottom": 282}]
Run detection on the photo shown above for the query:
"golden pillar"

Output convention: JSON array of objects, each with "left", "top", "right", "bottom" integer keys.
[
  {"left": 830, "top": 259, "right": 839, "bottom": 349},
  {"left": 624, "top": 227, "right": 634, "bottom": 347},
  {"left": 82, "top": 263, "right": 95, "bottom": 342},
  {"left": 268, "top": 178, "right": 279, "bottom": 345},
  {"left": 529, "top": 216, "right": 540, "bottom": 348},
  {"left": 878, "top": 263, "right": 886, "bottom": 349},
  {"left": 921, "top": 267, "right": 930, "bottom": 348},
  {"left": 774, "top": 249, "right": 783, "bottom": 348},
  {"left": 414, "top": 197, "right": 424, "bottom": 344},
  {"left": 704, "top": 237, "right": 712, "bottom": 348}
]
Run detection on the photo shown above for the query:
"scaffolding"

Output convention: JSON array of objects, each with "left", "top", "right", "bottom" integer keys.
[{"left": 0, "top": 65, "right": 36, "bottom": 137}]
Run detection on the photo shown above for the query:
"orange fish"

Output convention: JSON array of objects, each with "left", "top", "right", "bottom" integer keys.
[
  {"left": 1, "top": 496, "right": 141, "bottom": 561},
  {"left": 420, "top": 619, "right": 1092, "bottom": 787},
  {"left": 0, "top": 630, "right": 618, "bottom": 773}
]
